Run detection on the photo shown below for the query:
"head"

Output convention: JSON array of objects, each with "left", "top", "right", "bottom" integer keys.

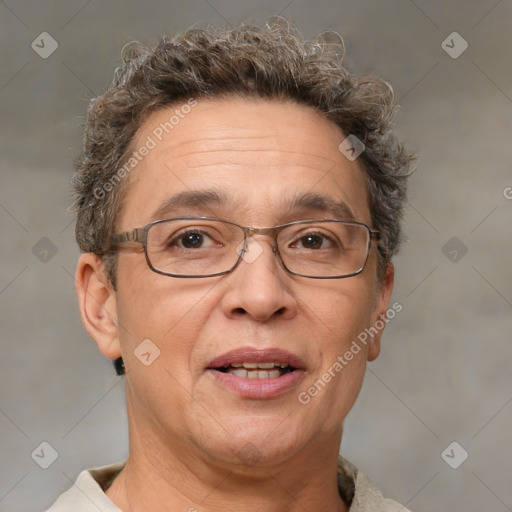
[{"left": 74, "top": 21, "right": 413, "bottom": 471}]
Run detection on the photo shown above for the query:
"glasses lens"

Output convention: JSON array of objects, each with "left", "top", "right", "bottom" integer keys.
[
  {"left": 277, "top": 221, "right": 370, "bottom": 277},
  {"left": 146, "top": 219, "right": 243, "bottom": 276}
]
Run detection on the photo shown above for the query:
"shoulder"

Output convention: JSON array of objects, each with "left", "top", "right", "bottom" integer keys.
[
  {"left": 45, "top": 462, "right": 125, "bottom": 512},
  {"left": 338, "top": 456, "right": 414, "bottom": 512}
]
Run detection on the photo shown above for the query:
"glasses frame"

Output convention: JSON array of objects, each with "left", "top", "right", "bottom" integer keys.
[{"left": 109, "top": 216, "right": 381, "bottom": 279}]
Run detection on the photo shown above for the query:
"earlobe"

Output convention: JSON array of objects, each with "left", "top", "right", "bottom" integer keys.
[
  {"left": 367, "top": 261, "right": 395, "bottom": 362},
  {"left": 75, "top": 253, "right": 121, "bottom": 360}
]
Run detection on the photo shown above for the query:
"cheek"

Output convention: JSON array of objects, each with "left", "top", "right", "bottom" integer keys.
[
  {"left": 115, "top": 256, "right": 215, "bottom": 369},
  {"left": 301, "top": 290, "right": 373, "bottom": 426},
  {"left": 300, "top": 279, "right": 375, "bottom": 397},
  {"left": 115, "top": 272, "right": 216, "bottom": 426},
  {"left": 306, "top": 278, "right": 375, "bottom": 345}
]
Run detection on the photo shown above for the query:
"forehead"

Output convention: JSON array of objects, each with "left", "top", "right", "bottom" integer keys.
[{"left": 118, "top": 97, "right": 370, "bottom": 228}]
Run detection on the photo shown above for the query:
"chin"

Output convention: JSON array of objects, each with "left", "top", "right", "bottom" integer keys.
[
  {"left": 197, "top": 421, "right": 307, "bottom": 470},
  {"left": 215, "top": 443, "right": 301, "bottom": 471}
]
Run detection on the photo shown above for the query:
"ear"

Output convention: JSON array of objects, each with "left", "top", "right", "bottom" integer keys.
[
  {"left": 367, "top": 261, "right": 395, "bottom": 362},
  {"left": 75, "top": 253, "right": 121, "bottom": 361}
]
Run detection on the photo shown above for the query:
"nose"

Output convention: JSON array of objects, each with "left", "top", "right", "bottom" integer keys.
[{"left": 220, "top": 236, "right": 298, "bottom": 322}]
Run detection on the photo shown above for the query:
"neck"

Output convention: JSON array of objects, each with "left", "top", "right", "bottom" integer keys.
[{"left": 106, "top": 422, "right": 348, "bottom": 512}]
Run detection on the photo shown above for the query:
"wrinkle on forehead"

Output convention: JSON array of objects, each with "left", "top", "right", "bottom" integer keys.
[
  {"left": 166, "top": 152, "right": 337, "bottom": 174},
  {"left": 157, "top": 137, "right": 339, "bottom": 174}
]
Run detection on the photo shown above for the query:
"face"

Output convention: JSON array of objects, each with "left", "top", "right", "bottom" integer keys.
[{"left": 79, "top": 97, "right": 393, "bottom": 471}]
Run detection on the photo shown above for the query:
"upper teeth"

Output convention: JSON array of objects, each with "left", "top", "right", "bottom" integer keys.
[{"left": 231, "top": 362, "right": 288, "bottom": 369}]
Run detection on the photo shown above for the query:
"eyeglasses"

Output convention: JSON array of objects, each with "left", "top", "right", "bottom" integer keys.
[{"left": 109, "top": 216, "right": 380, "bottom": 279}]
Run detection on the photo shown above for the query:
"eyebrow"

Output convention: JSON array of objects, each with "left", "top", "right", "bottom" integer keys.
[
  {"left": 150, "top": 189, "right": 356, "bottom": 223},
  {"left": 151, "top": 189, "right": 231, "bottom": 220},
  {"left": 286, "top": 191, "right": 355, "bottom": 221}
]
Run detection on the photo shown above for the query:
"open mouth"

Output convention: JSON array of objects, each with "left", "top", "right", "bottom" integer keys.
[
  {"left": 214, "top": 362, "right": 296, "bottom": 379},
  {"left": 206, "top": 348, "right": 305, "bottom": 398}
]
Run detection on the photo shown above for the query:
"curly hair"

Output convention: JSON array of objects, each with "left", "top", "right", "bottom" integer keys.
[{"left": 73, "top": 19, "right": 414, "bottom": 290}]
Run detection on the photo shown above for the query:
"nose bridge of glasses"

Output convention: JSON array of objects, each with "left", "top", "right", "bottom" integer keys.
[
  {"left": 245, "top": 226, "right": 277, "bottom": 236},
  {"left": 243, "top": 226, "right": 279, "bottom": 253}
]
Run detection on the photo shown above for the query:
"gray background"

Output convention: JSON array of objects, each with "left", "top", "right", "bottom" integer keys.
[{"left": 1, "top": 1, "right": 511, "bottom": 511}]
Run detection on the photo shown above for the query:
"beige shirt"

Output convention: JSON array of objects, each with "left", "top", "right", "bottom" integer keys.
[{"left": 46, "top": 456, "right": 412, "bottom": 511}]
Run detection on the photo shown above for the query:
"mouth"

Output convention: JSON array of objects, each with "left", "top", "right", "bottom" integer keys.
[
  {"left": 214, "top": 361, "right": 295, "bottom": 379},
  {"left": 206, "top": 348, "right": 305, "bottom": 398}
]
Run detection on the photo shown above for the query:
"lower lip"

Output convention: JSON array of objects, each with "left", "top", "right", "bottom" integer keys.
[{"left": 206, "top": 369, "right": 305, "bottom": 399}]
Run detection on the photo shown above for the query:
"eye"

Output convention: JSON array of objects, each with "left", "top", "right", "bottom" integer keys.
[
  {"left": 168, "top": 229, "right": 218, "bottom": 249},
  {"left": 291, "top": 231, "right": 338, "bottom": 250}
]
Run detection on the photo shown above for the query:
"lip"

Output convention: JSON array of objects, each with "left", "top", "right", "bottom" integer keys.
[{"left": 206, "top": 347, "right": 306, "bottom": 399}]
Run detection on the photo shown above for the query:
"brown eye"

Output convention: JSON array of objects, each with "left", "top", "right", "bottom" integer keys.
[
  {"left": 167, "top": 229, "right": 216, "bottom": 250},
  {"left": 179, "top": 232, "right": 205, "bottom": 249},
  {"left": 299, "top": 234, "right": 324, "bottom": 249},
  {"left": 291, "top": 231, "right": 337, "bottom": 250}
]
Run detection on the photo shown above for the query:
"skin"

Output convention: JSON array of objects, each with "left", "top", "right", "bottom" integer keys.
[{"left": 76, "top": 97, "right": 394, "bottom": 511}]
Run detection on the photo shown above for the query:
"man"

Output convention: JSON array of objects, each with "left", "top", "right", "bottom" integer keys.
[{"left": 47, "top": 20, "right": 414, "bottom": 511}]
